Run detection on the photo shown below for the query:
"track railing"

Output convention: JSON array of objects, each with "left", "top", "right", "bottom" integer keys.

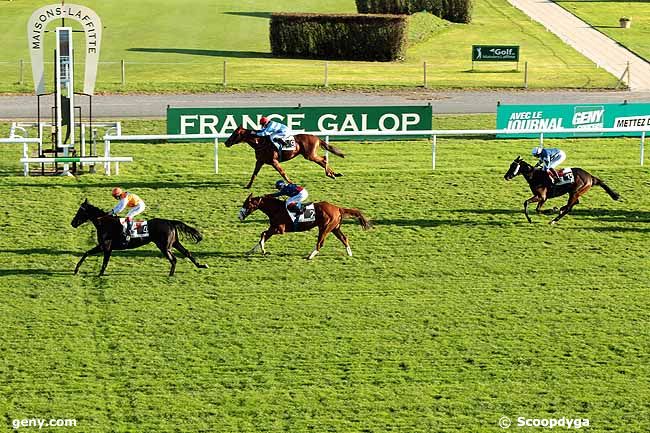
[{"left": 103, "top": 126, "right": 650, "bottom": 173}]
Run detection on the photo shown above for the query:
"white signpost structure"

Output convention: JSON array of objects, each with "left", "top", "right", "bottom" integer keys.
[{"left": 22, "top": 3, "right": 123, "bottom": 175}]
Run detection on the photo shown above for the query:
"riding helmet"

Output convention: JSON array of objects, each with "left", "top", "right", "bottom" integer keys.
[
  {"left": 111, "top": 187, "right": 123, "bottom": 198},
  {"left": 260, "top": 116, "right": 269, "bottom": 126},
  {"left": 531, "top": 146, "right": 543, "bottom": 157},
  {"left": 275, "top": 180, "right": 286, "bottom": 190}
]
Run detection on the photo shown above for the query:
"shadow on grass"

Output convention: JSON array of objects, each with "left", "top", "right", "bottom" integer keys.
[
  {"left": 223, "top": 11, "right": 272, "bottom": 19},
  {"left": 594, "top": 26, "right": 622, "bottom": 29},
  {"left": 0, "top": 247, "right": 246, "bottom": 259},
  {"left": 9, "top": 180, "right": 239, "bottom": 189},
  {"left": 127, "top": 48, "right": 272, "bottom": 59},
  {"left": 0, "top": 268, "right": 70, "bottom": 276}
]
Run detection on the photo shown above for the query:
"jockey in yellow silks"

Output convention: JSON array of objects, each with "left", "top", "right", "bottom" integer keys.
[{"left": 110, "top": 187, "right": 145, "bottom": 241}]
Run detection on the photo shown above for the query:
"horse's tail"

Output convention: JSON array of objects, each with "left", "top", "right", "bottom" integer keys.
[
  {"left": 341, "top": 208, "right": 372, "bottom": 230},
  {"left": 169, "top": 221, "right": 203, "bottom": 243},
  {"left": 592, "top": 176, "right": 620, "bottom": 201},
  {"left": 319, "top": 138, "right": 345, "bottom": 158}
]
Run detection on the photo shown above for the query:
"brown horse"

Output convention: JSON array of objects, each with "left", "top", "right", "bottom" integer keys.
[
  {"left": 238, "top": 193, "right": 371, "bottom": 259},
  {"left": 224, "top": 126, "right": 345, "bottom": 188},
  {"left": 504, "top": 156, "right": 620, "bottom": 224}
]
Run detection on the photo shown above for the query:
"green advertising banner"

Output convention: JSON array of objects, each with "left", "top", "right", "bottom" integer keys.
[
  {"left": 472, "top": 45, "right": 519, "bottom": 62},
  {"left": 497, "top": 103, "right": 650, "bottom": 138},
  {"left": 167, "top": 106, "right": 432, "bottom": 141}
]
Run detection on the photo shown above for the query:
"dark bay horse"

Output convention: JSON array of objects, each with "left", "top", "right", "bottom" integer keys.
[
  {"left": 504, "top": 156, "right": 620, "bottom": 224},
  {"left": 238, "top": 194, "right": 371, "bottom": 259},
  {"left": 71, "top": 199, "right": 208, "bottom": 276},
  {"left": 225, "top": 126, "right": 345, "bottom": 188}
]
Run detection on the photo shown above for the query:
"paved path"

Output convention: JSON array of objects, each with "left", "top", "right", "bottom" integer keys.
[
  {"left": 1, "top": 90, "right": 649, "bottom": 119},
  {"left": 508, "top": 0, "right": 650, "bottom": 90}
]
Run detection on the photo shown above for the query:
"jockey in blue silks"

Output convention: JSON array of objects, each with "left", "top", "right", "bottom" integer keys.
[
  {"left": 256, "top": 116, "right": 291, "bottom": 151},
  {"left": 268, "top": 180, "right": 308, "bottom": 226},
  {"left": 532, "top": 146, "right": 566, "bottom": 183}
]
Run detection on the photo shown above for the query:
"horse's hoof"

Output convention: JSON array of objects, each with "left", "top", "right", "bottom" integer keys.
[
  {"left": 550, "top": 220, "right": 557, "bottom": 225},
  {"left": 199, "top": 264, "right": 209, "bottom": 269},
  {"left": 335, "top": 173, "right": 343, "bottom": 177}
]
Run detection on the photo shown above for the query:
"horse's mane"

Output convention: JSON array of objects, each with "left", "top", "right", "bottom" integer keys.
[{"left": 84, "top": 200, "right": 108, "bottom": 217}]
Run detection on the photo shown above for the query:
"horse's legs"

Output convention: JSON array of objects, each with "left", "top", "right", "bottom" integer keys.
[
  {"left": 155, "top": 238, "right": 177, "bottom": 276},
  {"left": 245, "top": 160, "right": 264, "bottom": 189},
  {"left": 332, "top": 227, "right": 352, "bottom": 257},
  {"left": 307, "top": 222, "right": 336, "bottom": 260},
  {"left": 74, "top": 244, "right": 102, "bottom": 275},
  {"left": 305, "top": 153, "right": 337, "bottom": 179},
  {"left": 173, "top": 240, "right": 208, "bottom": 269},
  {"left": 550, "top": 187, "right": 590, "bottom": 225},
  {"left": 98, "top": 245, "right": 113, "bottom": 276},
  {"left": 270, "top": 160, "right": 293, "bottom": 184},
  {"left": 523, "top": 195, "right": 542, "bottom": 223},
  {"left": 249, "top": 229, "right": 268, "bottom": 254}
]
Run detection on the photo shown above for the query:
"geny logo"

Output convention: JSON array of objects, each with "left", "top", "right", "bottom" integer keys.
[{"left": 572, "top": 106, "right": 604, "bottom": 129}]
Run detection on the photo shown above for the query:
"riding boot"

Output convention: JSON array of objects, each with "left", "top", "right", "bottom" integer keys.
[
  {"left": 292, "top": 205, "right": 303, "bottom": 231},
  {"left": 125, "top": 218, "right": 133, "bottom": 242}
]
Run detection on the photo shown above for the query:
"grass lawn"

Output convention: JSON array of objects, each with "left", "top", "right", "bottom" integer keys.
[
  {"left": 0, "top": 0, "right": 616, "bottom": 93},
  {"left": 0, "top": 116, "right": 649, "bottom": 432},
  {"left": 554, "top": 1, "right": 650, "bottom": 61}
]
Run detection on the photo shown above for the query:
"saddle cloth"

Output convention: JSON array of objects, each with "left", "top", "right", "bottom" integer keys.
[
  {"left": 287, "top": 203, "right": 316, "bottom": 223},
  {"left": 118, "top": 218, "right": 149, "bottom": 238},
  {"left": 277, "top": 136, "right": 297, "bottom": 151},
  {"left": 555, "top": 168, "right": 574, "bottom": 186}
]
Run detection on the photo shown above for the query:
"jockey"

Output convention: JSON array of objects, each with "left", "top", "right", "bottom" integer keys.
[
  {"left": 109, "top": 187, "right": 145, "bottom": 241},
  {"left": 532, "top": 146, "right": 566, "bottom": 183},
  {"left": 256, "top": 116, "right": 291, "bottom": 151},
  {"left": 268, "top": 180, "right": 308, "bottom": 225}
]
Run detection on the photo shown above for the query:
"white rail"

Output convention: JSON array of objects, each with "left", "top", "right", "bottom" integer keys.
[{"left": 104, "top": 126, "right": 650, "bottom": 172}]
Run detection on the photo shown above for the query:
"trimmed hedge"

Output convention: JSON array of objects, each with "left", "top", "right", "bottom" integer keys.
[
  {"left": 356, "top": 0, "right": 473, "bottom": 24},
  {"left": 270, "top": 13, "right": 408, "bottom": 62}
]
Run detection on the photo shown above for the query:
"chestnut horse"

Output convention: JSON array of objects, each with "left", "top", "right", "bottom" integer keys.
[
  {"left": 71, "top": 199, "right": 208, "bottom": 276},
  {"left": 504, "top": 156, "right": 619, "bottom": 224},
  {"left": 225, "top": 126, "right": 345, "bottom": 188},
  {"left": 238, "top": 194, "right": 371, "bottom": 259}
]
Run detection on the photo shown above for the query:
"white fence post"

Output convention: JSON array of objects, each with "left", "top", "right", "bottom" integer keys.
[
  {"left": 431, "top": 135, "right": 437, "bottom": 171},
  {"left": 214, "top": 137, "right": 219, "bottom": 174},
  {"left": 641, "top": 131, "right": 646, "bottom": 166}
]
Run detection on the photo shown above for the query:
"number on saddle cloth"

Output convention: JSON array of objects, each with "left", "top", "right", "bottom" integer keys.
[
  {"left": 286, "top": 203, "right": 316, "bottom": 223},
  {"left": 555, "top": 168, "right": 574, "bottom": 186},
  {"left": 119, "top": 218, "right": 149, "bottom": 238}
]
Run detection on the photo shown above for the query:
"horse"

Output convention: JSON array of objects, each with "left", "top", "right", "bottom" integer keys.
[
  {"left": 238, "top": 193, "right": 371, "bottom": 259},
  {"left": 70, "top": 199, "right": 209, "bottom": 276},
  {"left": 504, "top": 156, "right": 620, "bottom": 224},
  {"left": 224, "top": 126, "right": 345, "bottom": 188}
]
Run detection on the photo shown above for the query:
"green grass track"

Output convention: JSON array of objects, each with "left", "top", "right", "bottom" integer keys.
[{"left": 0, "top": 116, "right": 648, "bottom": 431}]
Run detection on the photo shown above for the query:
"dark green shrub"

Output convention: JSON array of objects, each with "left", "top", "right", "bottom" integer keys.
[
  {"left": 356, "top": 0, "right": 472, "bottom": 23},
  {"left": 270, "top": 13, "right": 408, "bottom": 61}
]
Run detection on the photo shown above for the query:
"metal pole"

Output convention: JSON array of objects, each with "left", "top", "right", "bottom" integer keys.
[
  {"left": 432, "top": 135, "right": 437, "bottom": 170},
  {"left": 214, "top": 138, "right": 219, "bottom": 174},
  {"left": 19, "top": 59, "right": 24, "bottom": 85},
  {"left": 524, "top": 61, "right": 528, "bottom": 89},
  {"left": 539, "top": 132, "right": 544, "bottom": 147},
  {"left": 641, "top": 131, "right": 645, "bottom": 166},
  {"left": 223, "top": 60, "right": 227, "bottom": 87},
  {"left": 324, "top": 62, "right": 328, "bottom": 87},
  {"left": 423, "top": 61, "right": 427, "bottom": 88},
  {"left": 121, "top": 60, "right": 125, "bottom": 85},
  {"left": 627, "top": 60, "right": 631, "bottom": 91}
]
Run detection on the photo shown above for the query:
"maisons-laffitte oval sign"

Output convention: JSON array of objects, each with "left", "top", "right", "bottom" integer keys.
[{"left": 27, "top": 3, "right": 102, "bottom": 95}]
